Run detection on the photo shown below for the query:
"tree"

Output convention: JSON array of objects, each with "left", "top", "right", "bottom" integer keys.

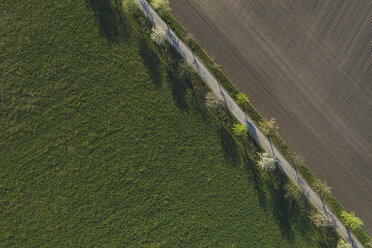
[
  {"left": 341, "top": 210, "right": 363, "bottom": 231},
  {"left": 337, "top": 239, "right": 351, "bottom": 248},
  {"left": 311, "top": 212, "right": 331, "bottom": 228},
  {"left": 259, "top": 117, "right": 278, "bottom": 136},
  {"left": 292, "top": 153, "right": 305, "bottom": 171},
  {"left": 284, "top": 181, "right": 303, "bottom": 204},
  {"left": 122, "top": 0, "right": 138, "bottom": 15},
  {"left": 314, "top": 180, "right": 331, "bottom": 199},
  {"left": 205, "top": 91, "right": 223, "bottom": 111},
  {"left": 258, "top": 152, "right": 276, "bottom": 172},
  {"left": 232, "top": 123, "right": 247, "bottom": 138},
  {"left": 184, "top": 32, "right": 194, "bottom": 45},
  {"left": 151, "top": 0, "right": 170, "bottom": 16},
  {"left": 236, "top": 93, "right": 250, "bottom": 109},
  {"left": 176, "top": 59, "right": 191, "bottom": 80},
  {"left": 151, "top": 25, "right": 166, "bottom": 45}
]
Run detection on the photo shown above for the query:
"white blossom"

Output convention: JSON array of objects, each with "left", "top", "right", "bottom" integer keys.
[
  {"left": 311, "top": 212, "right": 331, "bottom": 228},
  {"left": 258, "top": 152, "right": 276, "bottom": 171},
  {"left": 151, "top": 25, "right": 166, "bottom": 45}
]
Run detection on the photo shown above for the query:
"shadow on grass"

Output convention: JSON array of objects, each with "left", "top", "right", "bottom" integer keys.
[
  {"left": 212, "top": 109, "right": 338, "bottom": 246},
  {"left": 139, "top": 38, "right": 163, "bottom": 88},
  {"left": 269, "top": 176, "right": 296, "bottom": 243},
  {"left": 213, "top": 110, "right": 338, "bottom": 246},
  {"left": 219, "top": 127, "right": 241, "bottom": 167},
  {"left": 86, "top": 0, "right": 129, "bottom": 43},
  {"left": 215, "top": 118, "right": 268, "bottom": 209},
  {"left": 243, "top": 150, "right": 267, "bottom": 210},
  {"left": 167, "top": 67, "right": 192, "bottom": 111},
  {"left": 246, "top": 132, "right": 262, "bottom": 156},
  {"left": 318, "top": 227, "right": 339, "bottom": 248},
  {"left": 166, "top": 50, "right": 200, "bottom": 111},
  {"left": 268, "top": 172, "right": 328, "bottom": 245}
]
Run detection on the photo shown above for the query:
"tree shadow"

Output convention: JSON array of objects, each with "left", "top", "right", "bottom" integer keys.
[
  {"left": 167, "top": 63, "right": 193, "bottom": 111},
  {"left": 219, "top": 126, "right": 241, "bottom": 167},
  {"left": 188, "top": 87, "right": 210, "bottom": 123},
  {"left": 268, "top": 175, "right": 296, "bottom": 243},
  {"left": 242, "top": 151, "right": 267, "bottom": 209},
  {"left": 167, "top": 70, "right": 189, "bottom": 111},
  {"left": 243, "top": 132, "right": 262, "bottom": 159},
  {"left": 317, "top": 227, "right": 339, "bottom": 248},
  {"left": 267, "top": 173, "right": 320, "bottom": 245},
  {"left": 86, "top": 0, "right": 130, "bottom": 43},
  {"left": 139, "top": 38, "right": 163, "bottom": 88}
]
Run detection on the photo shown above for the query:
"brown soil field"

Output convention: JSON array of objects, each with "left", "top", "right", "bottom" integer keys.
[{"left": 170, "top": 0, "right": 372, "bottom": 235}]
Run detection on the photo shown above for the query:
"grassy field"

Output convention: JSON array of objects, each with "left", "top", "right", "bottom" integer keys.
[{"left": 1, "top": 0, "right": 338, "bottom": 247}]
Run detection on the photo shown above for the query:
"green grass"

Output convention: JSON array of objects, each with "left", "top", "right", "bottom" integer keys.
[
  {"left": 0, "top": 0, "right": 340, "bottom": 247},
  {"left": 159, "top": 8, "right": 372, "bottom": 247}
]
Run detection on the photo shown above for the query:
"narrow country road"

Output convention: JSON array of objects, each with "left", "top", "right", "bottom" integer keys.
[{"left": 137, "top": 0, "right": 365, "bottom": 247}]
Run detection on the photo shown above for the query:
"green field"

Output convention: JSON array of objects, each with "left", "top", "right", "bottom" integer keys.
[{"left": 1, "top": 0, "right": 337, "bottom": 247}]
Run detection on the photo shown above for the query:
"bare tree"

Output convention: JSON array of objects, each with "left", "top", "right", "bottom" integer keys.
[
  {"left": 284, "top": 181, "right": 303, "bottom": 205},
  {"left": 292, "top": 153, "right": 305, "bottom": 171},
  {"left": 314, "top": 180, "right": 331, "bottom": 199},
  {"left": 176, "top": 60, "right": 192, "bottom": 80},
  {"left": 205, "top": 91, "right": 223, "bottom": 111},
  {"left": 259, "top": 117, "right": 278, "bottom": 136}
]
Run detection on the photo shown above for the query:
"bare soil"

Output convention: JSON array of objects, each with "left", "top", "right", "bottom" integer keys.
[{"left": 170, "top": 0, "right": 372, "bottom": 235}]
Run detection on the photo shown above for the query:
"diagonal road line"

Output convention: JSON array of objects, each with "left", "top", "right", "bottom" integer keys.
[{"left": 136, "top": 1, "right": 364, "bottom": 247}]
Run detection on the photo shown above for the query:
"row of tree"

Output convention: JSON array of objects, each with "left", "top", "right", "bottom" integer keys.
[{"left": 134, "top": 2, "right": 367, "bottom": 246}]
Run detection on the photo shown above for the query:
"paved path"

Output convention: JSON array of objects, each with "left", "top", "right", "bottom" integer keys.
[
  {"left": 136, "top": 0, "right": 364, "bottom": 247},
  {"left": 169, "top": 0, "right": 372, "bottom": 235}
]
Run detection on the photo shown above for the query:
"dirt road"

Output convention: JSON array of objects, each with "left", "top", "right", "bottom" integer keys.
[{"left": 170, "top": 0, "right": 372, "bottom": 234}]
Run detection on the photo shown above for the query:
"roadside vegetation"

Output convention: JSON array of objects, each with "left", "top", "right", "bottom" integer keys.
[
  {"left": 0, "top": 0, "right": 355, "bottom": 246},
  {"left": 152, "top": 0, "right": 371, "bottom": 246}
]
